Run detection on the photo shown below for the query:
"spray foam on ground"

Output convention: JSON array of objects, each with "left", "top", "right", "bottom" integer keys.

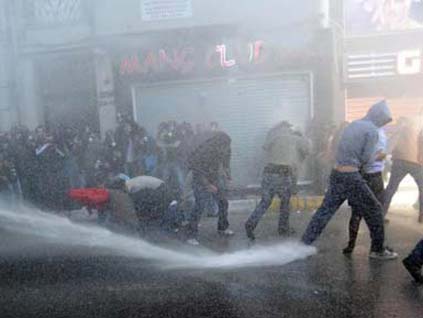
[{"left": 0, "top": 204, "right": 316, "bottom": 269}]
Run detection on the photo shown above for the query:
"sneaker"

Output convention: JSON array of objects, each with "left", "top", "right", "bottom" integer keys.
[
  {"left": 245, "top": 224, "right": 256, "bottom": 241},
  {"left": 369, "top": 248, "right": 398, "bottom": 260},
  {"left": 218, "top": 229, "right": 235, "bottom": 237},
  {"left": 403, "top": 257, "right": 423, "bottom": 284},
  {"left": 186, "top": 238, "right": 200, "bottom": 246}
]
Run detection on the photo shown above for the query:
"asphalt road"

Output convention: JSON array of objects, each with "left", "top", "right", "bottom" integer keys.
[{"left": 1, "top": 201, "right": 423, "bottom": 318}]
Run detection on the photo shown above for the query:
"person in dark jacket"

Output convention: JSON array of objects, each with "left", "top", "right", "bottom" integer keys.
[
  {"left": 157, "top": 121, "right": 185, "bottom": 201},
  {"left": 186, "top": 131, "right": 234, "bottom": 245},
  {"left": 302, "top": 100, "right": 398, "bottom": 260},
  {"left": 0, "top": 144, "right": 16, "bottom": 202},
  {"left": 35, "top": 130, "right": 69, "bottom": 211},
  {"left": 125, "top": 175, "right": 181, "bottom": 236}
]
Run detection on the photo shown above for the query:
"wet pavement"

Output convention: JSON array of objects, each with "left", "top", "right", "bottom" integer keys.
[{"left": 1, "top": 202, "right": 423, "bottom": 318}]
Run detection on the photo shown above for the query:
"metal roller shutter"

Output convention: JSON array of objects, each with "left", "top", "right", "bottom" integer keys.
[
  {"left": 346, "top": 97, "right": 423, "bottom": 123},
  {"left": 133, "top": 73, "right": 313, "bottom": 186}
]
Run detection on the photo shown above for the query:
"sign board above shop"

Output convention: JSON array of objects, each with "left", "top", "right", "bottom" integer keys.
[
  {"left": 141, "top": 0, "right": 192, "bottom": 21},
  {"left": 116, "top": 39, "right": 316, "bottom": 81},
  {"left": 346, "top": 49, "right": 423, "bottom": 80}
]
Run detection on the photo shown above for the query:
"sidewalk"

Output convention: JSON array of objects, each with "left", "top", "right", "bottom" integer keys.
[{"left": 230, "top": 174, "right": 420, "bottom": 215}]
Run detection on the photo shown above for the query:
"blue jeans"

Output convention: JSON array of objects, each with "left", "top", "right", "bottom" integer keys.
[
  {"left": 407, "top": 239, "right": 423, "bottom": 267},
  {"left": 187, "top": 176, "right": 229, "bottom": 239},
  {"left": 347, "top": 171, "right": 385, "bottom": 249},
  {"left": 302, "top": 170, "right": 385, "bottom": 253},
  {"left": 384, "top": 159, "right": 423, "bottom": 216},
  {"left": 161, "top": 161, "right": 185, "bottom": 198},
  {"left": 246, "top": 170, "right": 293, "bottom": 232}
]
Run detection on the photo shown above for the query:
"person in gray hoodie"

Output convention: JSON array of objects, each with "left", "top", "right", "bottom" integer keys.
[
  {"left": 343, "top": 126, "right": 387, "bottom": 254},
  {"left": 302, "top": 100, "right": 398, "bottom": 260}
]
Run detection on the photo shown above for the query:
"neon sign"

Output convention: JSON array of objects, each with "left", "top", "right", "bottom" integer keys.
[{"left": 119, "top": 40, "right": 266, "bottom": 76}]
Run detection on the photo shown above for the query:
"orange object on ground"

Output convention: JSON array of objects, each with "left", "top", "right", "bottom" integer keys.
[{"left": 69, "top": 188, "right": 110, "bottom": 210}]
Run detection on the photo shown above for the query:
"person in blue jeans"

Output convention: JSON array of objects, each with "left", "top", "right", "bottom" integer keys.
[
  {"left": 186, "top": 131, "right": 233, "bottom": 245},
  {"left": 245, "top": 121, "right": 309, "bottom": 241},
  {"left": 343, "top": 127, "right": 387, "bottom": 254},
  {"left": 302, "top": 100, "right": 398, "bottom": 260},
  {"left": 403, "top": 239, "right": 423, "bottom": 284}
]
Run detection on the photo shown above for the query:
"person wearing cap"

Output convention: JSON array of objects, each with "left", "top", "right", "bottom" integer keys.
[
  {"left": 245, "top": 121, "right": 310, "bottom": 241},
  {"left": 302, "top": 100, "right": 398, "bottom": 260}
]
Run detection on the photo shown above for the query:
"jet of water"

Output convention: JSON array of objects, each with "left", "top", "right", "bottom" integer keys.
[{"left": 0, "top": 204, "right": 316, "bottom": 269}]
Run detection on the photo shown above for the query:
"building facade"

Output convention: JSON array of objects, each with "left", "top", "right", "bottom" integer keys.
[
  {"left": 1, "top": 0, "right": 343, "bottom": 185},
  {"left": 343, "top": 0, "right": 423, "bottom": 123}
]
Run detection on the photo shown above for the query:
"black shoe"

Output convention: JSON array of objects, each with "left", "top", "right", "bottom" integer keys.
[
  {"left": 343, "top": 245, "right": 354, "bottom": 255},
  {"left": 403, "top": 257, "right": 423, "bottom": 284},
  {"left": 245, "top": 224, "right": 255, "bottom": 241}
]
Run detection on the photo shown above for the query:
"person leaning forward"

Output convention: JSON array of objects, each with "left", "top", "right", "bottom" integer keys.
[{"left": 302, "top": 100, "right": 398, "bottom": 261}]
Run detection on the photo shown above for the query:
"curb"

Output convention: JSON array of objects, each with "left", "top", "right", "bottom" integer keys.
[{"left": 270, "top": 196, "right": 324, "bottom": 213}]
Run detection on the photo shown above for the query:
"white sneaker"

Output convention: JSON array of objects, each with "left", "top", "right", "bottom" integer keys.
[
  {"left": 369, "top": 248, "right": 398, "bottom": 260},
  {"left": 218, "top": 229, "right": 235, "bottom": 237},
  {"left": 186, "top": 238, "right": 200, "bottom": 246}
]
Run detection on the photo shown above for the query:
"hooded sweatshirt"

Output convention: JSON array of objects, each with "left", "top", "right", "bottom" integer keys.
[{"left": 336, "top": 100, "right": 392, "bottom": 169}]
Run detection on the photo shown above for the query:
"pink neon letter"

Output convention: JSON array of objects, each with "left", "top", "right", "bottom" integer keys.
[{"left": 216, "top": 44, "right": 236, "bottom": 68}]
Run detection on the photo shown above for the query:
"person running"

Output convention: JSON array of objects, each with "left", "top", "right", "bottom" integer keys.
[
  {"left": 245, "top": 121, "right": 309, "bottom": 241},
  {"left": 302, "top": 100, "right": 398, "bottom": 260},
  {"left": 343, "top": 127, "right": 387, "bottom": 254}
]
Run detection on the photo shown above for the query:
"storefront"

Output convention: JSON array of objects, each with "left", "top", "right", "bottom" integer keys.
[
  {"left": 344, "top": 0, "right": 423, "bottom": 123},
  {"left": 103, "top": 27, "right": 335, "bottom": 186},
  {"left": 345, "top": 46, "right": 423, "bottom": 123},
  {"left": 34, "top": 52, "right": 99, "bottom": 131}
]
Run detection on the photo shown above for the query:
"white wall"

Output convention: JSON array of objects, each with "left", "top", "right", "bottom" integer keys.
[
  {"left": 17, "top": 58, "right": 42, "bottom": 130},
  {"left": 94, "top": 0, "right": 320, "bottom": 36}
]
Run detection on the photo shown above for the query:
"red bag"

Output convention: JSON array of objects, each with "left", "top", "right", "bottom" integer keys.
[{"left": 69, "top": 188, "right": 110, "bottom": 209}]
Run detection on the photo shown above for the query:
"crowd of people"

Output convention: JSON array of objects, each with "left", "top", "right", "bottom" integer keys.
[
  {"left": 0, "top": 113, "right": 220, "bottom": 211},
  {"left": 1, "top": 101, "right": 423, "bottom": 284}
]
